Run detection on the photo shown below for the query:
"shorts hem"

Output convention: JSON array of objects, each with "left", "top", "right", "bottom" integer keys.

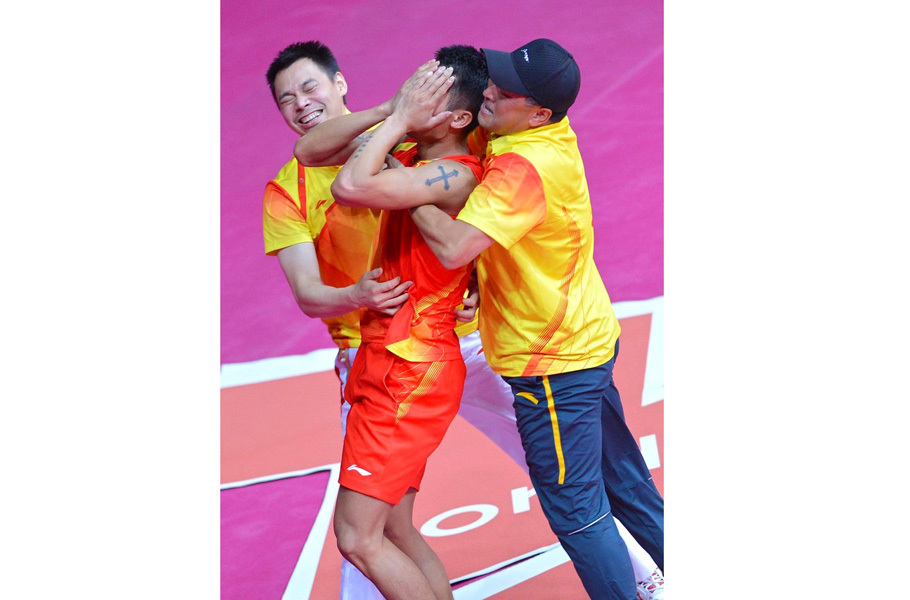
[{"left": 338, "top": 478, "right": 410, "bottom": 505}]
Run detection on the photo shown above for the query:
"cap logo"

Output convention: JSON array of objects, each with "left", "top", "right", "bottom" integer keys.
[{"left": 521, "top": 48, "right": 529, "bottom": 62}]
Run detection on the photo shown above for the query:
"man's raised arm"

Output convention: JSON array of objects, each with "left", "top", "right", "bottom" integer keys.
[
  {"left": 294, "top": 60, "right": 441, "bottom": 167},
  {"left": 330, "top": 64, "right": 477, "bottom": 214}
]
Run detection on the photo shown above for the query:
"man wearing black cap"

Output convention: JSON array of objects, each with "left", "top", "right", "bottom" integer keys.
[{"left": 409, "top": 38, "right": 664, "bottom": 600}]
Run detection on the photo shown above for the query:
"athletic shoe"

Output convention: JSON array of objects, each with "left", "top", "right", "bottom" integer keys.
[{"left": 636, "top": 568, "right": 664, "bottom": 600}]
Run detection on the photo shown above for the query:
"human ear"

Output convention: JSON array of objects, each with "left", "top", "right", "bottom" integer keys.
[
  {"left": 528, "top": 106, "right": 553, "bottom": 127},
  {"left": 450, "top": 109, "right": 472, "bottom": 131},
  {"left": 335, "top": 72, "right": 348, "bottom": 97}
]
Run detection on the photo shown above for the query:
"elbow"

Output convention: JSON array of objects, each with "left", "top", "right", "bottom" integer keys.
[
  {"left": 330, "top": 177, "right": 354, "bottom": 206},
  {"left": 296, "top": 297, "right": 332, "bottom": 319},
  {"left": 293, "top": 295, "right": 322, "bottom": 319},
  {"left": 298, "top": 305, "right": 320, "bottom": 319},
  {"left": 293, "top": 137, "right": 311, "bottom": 165},
  {"left": 438, "top": 252, "right": 461, "bottom": 271},
  {"left": 437, "top": 246, "right": 473, "bottom": 271},
  {"left": 294, "top": 137, "right": 330, "bottom": 167},
  {"left": 330, "top": 175, "right": 368, "bottom": 208}
]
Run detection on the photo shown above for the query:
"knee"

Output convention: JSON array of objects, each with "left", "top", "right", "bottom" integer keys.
[
  {"left": 383, "top": 519, "right": 418, "bottom": 548},
  {"left": 537, "top": 481, "right": 611, "bottom": 536},
  {"left": 335, "top": 520, "right": 379, "bottom": 565}
]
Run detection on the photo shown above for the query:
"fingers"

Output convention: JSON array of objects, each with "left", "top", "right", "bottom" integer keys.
[
  {"left": 413, "top": 59, "right": 439, "bottom": 79},
  {"left": 402, "top": 60, "right": 440, "bottom": 94},
  {"left": 385, "top": 280, "right": 413, "bottom": 296},
  {"left": 384, "top": 154, "right": 404, "bottom": 169},
  {"left": 394, "top": 65, "right": 454, "bottom": 132},
  {"left": 362, "top": 267, "right": 383, "bottom": 281},
  {"left": 376, "top": 291, "right": 411, "bottom": 315},
  {"left": 460, "top": 294, "right": 479, "bottom": 308},
  {"left": 367, "top": 278, "right": 413, "bottom": 314},
  {"left": 431, "top": 69, "right": 455, "bottom": 99},
  {"left": 423, "top": 110, "right": 453, "bottom": 129},
  {"left": 382, "top": 304, "right": 404, "bottom": 316},
  {"left": 416, "top": 65, "right": 454, "bottom": 94},
  {"left": 373, "top": 275, "right": 403, "bottom": 292},
  {"left": 454, "top": 306, "right": 477, "bottom": 322}
]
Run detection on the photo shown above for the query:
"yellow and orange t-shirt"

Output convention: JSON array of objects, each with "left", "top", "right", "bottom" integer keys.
[
  {"left": 262, "top": 157, "right": 381, "bottom": 349},
  {"left": 359, "top": 147, "right": 484, "bottom": 362},
  {"left": 457, "top": 117, "right": 621, "bottom": 377}
]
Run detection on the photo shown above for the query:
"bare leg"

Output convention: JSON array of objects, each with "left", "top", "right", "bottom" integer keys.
[
  {"left": 384, "top": 489, "right": 454, "bottom": 600},
  {"left": 334, "top": 486, "right": 435, "bottom": 600}
]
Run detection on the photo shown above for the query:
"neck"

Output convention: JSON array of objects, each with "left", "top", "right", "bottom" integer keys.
[{"left": 414, "top": 135, "right": 468, "bottom": 161}]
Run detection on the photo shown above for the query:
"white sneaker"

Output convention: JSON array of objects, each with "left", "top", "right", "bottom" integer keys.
[{"left": 636, "top": 568, "right": 664, "bottom": 600}]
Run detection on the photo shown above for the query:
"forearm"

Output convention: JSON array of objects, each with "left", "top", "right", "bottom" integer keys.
[
  {"left": 290, "top": 280, "right": 361, "bottom": 318},
  {"left": 279, "top": 244, "right": 410, "bottom": 318},
  {"left": 294, "top": 105, "right": 391, "bottom": 166},
  {"left": 410, "top": 205, "right": 474, "bottom": 269},
  {"left": 333, "top": 115, "right": 408, "bottom": 202}
]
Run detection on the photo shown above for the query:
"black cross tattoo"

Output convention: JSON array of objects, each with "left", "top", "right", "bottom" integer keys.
[{"left": 425, "top": 165, "right": 458, "bottom": 190}]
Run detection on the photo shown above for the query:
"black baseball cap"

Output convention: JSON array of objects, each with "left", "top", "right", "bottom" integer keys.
[{"left": 481, "top": 38, "right": 581, "bottom": 118}]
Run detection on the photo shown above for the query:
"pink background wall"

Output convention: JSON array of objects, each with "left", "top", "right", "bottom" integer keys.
[{"left": 221, "top": 0, "right": 663, "bottom": 364}]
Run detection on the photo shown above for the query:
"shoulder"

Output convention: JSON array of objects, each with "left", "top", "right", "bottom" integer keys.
[
  {"left": 485, "top": 151, "right": 543, "bottom": 185},
  {"left": 270, "top": 157, "right": 300, "bottom": 189},
  {"left": 430, "top": 158, "right": 481, "bottom": 191}
]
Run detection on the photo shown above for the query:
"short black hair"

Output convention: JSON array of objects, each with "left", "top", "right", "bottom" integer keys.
[
  {"left": 434, "top": 45, "right": 488, "bottom": 136},
  {"left": 266, "top": 41, "right": 343, "bottom": 102}
]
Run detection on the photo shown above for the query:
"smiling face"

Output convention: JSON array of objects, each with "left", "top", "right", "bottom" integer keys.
[
  {"left": 477, "top": 79, "right": 544, "bottom": 135},
  {"left": 273, "top": 58, "right": 348, "bottom": 135}
]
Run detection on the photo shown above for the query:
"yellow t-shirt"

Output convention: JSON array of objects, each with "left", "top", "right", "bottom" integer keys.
[
  {"left": 457, "top": 118, "right": 620, "bottom": 377},
  {"left": 262, "top": 157, "right": 381, "bottom": 349}
]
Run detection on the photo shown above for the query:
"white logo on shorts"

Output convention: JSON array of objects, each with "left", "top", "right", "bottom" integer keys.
[{"left": 347, "top": 464, "right": 372, "bottom": 476}]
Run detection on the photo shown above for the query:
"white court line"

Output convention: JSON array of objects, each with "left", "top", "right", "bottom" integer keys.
[
  {"left": 453, "top": 544, "right": 571, "bottom": 599},
  {"left": 639, "top": 434, "right": 661, "bottom": 470},
  {"left": 613, "top": 296, "right": 665, "bottom": 406},
  {"left": 450, "top": 543, "right": 562, "bottom": 585},
  {"left": 220, "top": 464, "right": 336, "bottom": 489},
  {"left": 283, "top": 463, "right": 341, "bottom": 600},
  {"left": 221, "top": 464, "right": 341, "bottom": 600},
  {"left": 220, "top": 348, "right": 337, "bottom": 388}
]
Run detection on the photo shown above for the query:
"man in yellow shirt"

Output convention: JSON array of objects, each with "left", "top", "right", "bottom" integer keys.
[{"left": 410, "top": 38, "right": 664, "bottom": 600}]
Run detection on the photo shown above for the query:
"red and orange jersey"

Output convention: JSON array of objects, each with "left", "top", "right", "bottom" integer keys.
[
  {"left": 457, "top": 117, "right": 621, "bottom": 377},
  {"left": 262, "top": 157, "right": 381, "bottom": 349},
  {"left": 360, "top": 151, "right": 484, "bottom": 362}
]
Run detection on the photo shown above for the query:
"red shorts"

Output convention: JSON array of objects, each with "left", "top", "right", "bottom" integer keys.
[{"left": 340, "top": 342, "right": 465, "bottom": 504}]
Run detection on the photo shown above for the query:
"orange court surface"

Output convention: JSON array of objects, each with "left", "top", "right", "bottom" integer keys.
[{"left": 221, "top": 304, "right": 664, "bottom": 599}]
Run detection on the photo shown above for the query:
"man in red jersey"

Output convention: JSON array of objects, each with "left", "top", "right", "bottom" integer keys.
[
  {"left": 265, "top": 42, "right": 522, "bottom": 600},
  {"left": 262, "top": 43, "right": 414, "bottom": 599},
  {"left": 304, "top": 46, "right": 487, "bottom": 600}
]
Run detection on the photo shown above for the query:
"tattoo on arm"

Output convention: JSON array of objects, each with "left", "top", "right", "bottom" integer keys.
[
  {"left": 425, "top": 165, "right": 459, "bottom": 190},
  {"left": 352, "top": 132, "right": 374, "bottom": 159}
]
